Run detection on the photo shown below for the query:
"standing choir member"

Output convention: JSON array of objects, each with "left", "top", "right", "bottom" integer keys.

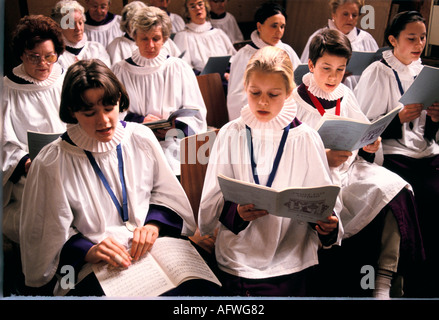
[
  {"left": 198, "top": 46, "right": 343, "bottom": 297},
  {"left": 52, "top": 0, "right": 111, "bottom": 69},
  {"left": 355, "top": 11, "right": 439, "bottom": 297},
  {"left": 301, "top": 0, "right": 378, "bottom": 90},
  {"left": 173, "top": 0, "right": 236, "bottom": 74},
  {"left": 208, "top": 0, "right": 244, "bottom": 44},
  {"left": 227, "top": 1, "right": 301, "bottom": 120},
  {"left": 83, "top": 0, "right": 124, "bottom": 48},
  {"left": 2, "top": 15, "right": 66, "bottom": 244},
  {"left": 112, "top": 6, "right": 207, "bottom": 176},
  {"left": 294, "top": 29, "right": 424, "bottom": 299},
  {"left": 20, "top": 59, "right": 201, "bottom": 296}
]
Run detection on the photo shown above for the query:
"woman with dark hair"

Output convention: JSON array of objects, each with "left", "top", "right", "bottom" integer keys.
[
  {"left": 20, "top": 59, "right": 199, "bottom": 296},
  {"left": 2, "top": 15, "right": 66, "bottom": 244},
  {"left": 355, "top": 11, "right": 439, "bottom": 297},
  {"left": 226, "top": 1, "right": 301, "bottom": 120}
]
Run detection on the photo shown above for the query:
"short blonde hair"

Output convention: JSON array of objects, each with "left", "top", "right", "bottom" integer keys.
[
  {"left": 131, "top": 6, "right": 172, "bottom": 41},
  {"left": 182, "top": 0, "right": 211, "bottom": 23},
  {"left": 244, "top": 46, "right": 295, "bottom": 94},
  {"left": 51, "top": 0, "right": 86, "bottom": 25},
  {"left": 120, "top": 1, "right": 147, "bottom": 34},
  {"left": 329, "top": 0, "right": 364, "bottom": 13}
]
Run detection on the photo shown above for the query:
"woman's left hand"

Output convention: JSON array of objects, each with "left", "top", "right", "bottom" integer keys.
[
  {"left": 362, "top": 137, "right": 381, "bottom": 154},
  {"left": 130, "top": 223, "right": 160, "bottom": 261},
  {"left": 316, "top": 215, "right": 338, "bottom": 236}
]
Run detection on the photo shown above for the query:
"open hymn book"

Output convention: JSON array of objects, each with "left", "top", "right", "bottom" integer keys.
[
  {"left": 218, "top": 174, "right": 340, "bottom": 223},
  {"left": 143, "top": 108, "right": 199, "bottom": 130},
  {"left": 91, "top": 237, "right": 221, "bottom": 297},
  {"left": 315, "top": 106, "right": 402, "bottom": 151}
]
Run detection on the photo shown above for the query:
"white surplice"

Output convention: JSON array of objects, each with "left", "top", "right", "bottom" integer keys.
[
  {"left": 112, "top": 48, "right": 207, "bottom": 175},
  {"left": 210, "top": 12, "right": 244, "bottom": 44},
  {"left": 20, "top": 121, "right": 196, "bottom": 288},
  {"left": 355, "top": 50, "right": 439, "bottom": 159},
  {"left": 293, "top": 73, "right": 410, "bottom": 238},
  {"left": 173, "top": 21, "right": 236, "bottom": 72},
  {"left": 58, "top": 34, "right": 111, "bottom": 69},
  {"left": 198, "top": 98, "right": 343, "bottom": 279},
  {"left": 2, "top": 63, "right": 66, "bottom": 243},
  {"left": 84, "top": 14, "right": 124, "bottom": 48}
]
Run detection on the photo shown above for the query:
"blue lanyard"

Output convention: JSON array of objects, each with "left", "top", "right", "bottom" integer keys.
[
  {"left": 84, "top": 144, "right": 128, "bottom": 222},
  {"left": 245, "top": 125, "right": 290, "bottom": 188},
  {"left": 380, "top": 58, "right": 405, "bottom": 95}
]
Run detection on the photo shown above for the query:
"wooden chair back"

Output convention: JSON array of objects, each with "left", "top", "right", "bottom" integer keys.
[
  {"left": 180, "top": 129, "right": 219, "bottom": 223},
  {"left": 196, "top": 73, "right": 229, "bottom": 129}
]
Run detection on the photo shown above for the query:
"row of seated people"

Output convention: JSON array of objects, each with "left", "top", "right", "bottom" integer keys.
[{"left": 2, "top": 0, "right": 439, "bottom": 299}]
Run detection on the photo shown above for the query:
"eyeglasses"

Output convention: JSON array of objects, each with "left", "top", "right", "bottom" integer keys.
[
  {"left": 24, "top": 52, "right": 58, "bottom": 65},
  {"left": 189, "top": 1, "right": 205, "bottom": 10}
]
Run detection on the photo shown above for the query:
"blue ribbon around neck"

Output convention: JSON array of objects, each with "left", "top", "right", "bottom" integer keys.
[
  {"left": 84, "top": 144, "right": 128, "bottom": 222},
  {"left": 245, "top": 124, "right": 290, "bottom": 188}
]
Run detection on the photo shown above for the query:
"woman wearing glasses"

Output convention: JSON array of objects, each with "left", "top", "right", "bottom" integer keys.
[
  {"left": 173, "top": 0, "right": 236, "bottom": 75},
  {"left": 2, "top": 15, "right": 66, "bottom": 244}
]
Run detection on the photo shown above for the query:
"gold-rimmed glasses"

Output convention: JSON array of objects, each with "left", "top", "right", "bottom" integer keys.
[{"left": 23, "top": 52, "right": 58, "bottom": 65}]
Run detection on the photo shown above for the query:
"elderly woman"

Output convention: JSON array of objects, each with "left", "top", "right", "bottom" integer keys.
[
  {"left": 300, "top": 0, "right": 379, "bottom": 89},
  {"left": 51, "top": 0, "right": 111, "bottom": 69},
  {"left": 112, "top": 6, "right": 207, "bottom": 176},
  {"left": 83, "top": 0, "right": 124, "bottom": 47},
  {"left": 173, "top": 0, "right": 236, "bottom": 74},
  {"left": 226, "top": 1, "right": 301, "bottom": 120},
  {"left": 106, "top": 1, "right": 181, "bottom": 66},
  {"left": 2, "top": 15, "right": 67, "bottom": 243}
]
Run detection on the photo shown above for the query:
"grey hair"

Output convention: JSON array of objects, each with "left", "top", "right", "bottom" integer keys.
[
  {"left": 131, "top": 6, "right": 172, "bottom": 41},
  {"left": 120, "top": 1, "right": 147, "bottom": 34},
  {"left": 51, "top": 0, "right": 86, "bottom": 25}
]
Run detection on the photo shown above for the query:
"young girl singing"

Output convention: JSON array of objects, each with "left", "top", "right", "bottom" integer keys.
[
  {"left": 19, "top": 59, "right": 202, "bottom": 296},
  {"left": 293, "top": 28, "right": 424, "bottom": 298},
  {"left": 355, "top": 11, "right": 439, "bottom": 297},
  {"left": 198, "top": 46, "right": 342, "bottom": 297}
]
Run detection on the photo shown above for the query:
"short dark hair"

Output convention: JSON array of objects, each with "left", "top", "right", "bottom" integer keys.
[
  {"left": 12, "top": 15, "right": 65, "bottom": 57},
  {"left": 59, "top": 59, "right": 130, "bottom": 124},
  {"left": 254, "top": 1, "right": 287, "bottom": 25},
  {"left": 385, "top": 11, "right": 425, "bottom": 48},
  {"left": 309, "top": 29, "right": 352, "bottom": 66}
]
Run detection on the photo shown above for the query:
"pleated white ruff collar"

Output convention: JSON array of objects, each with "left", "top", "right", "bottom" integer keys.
[
  {"left": 240, "top": 96, "right": 297, "bottom": 131},
  {"left": 63, "top": 33, "right": 88, "bottom": 49},
  {"left": 302, "top": 72, "right": 345, "bottom": 101},
  {"left": 382, "top": 49, "right": 423, "bottom": 75},
  {"left": 67, "top": 121, "right": 125, "bottom": 153},
  {"left": 12, "top": 62, "right": 63, "bottom": 87},
  {"left": 185, "top": 21, "right": 213, "bottom": 33},
  {"left": 131, "top": 48, "right": 168, "bottom": 67}
]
